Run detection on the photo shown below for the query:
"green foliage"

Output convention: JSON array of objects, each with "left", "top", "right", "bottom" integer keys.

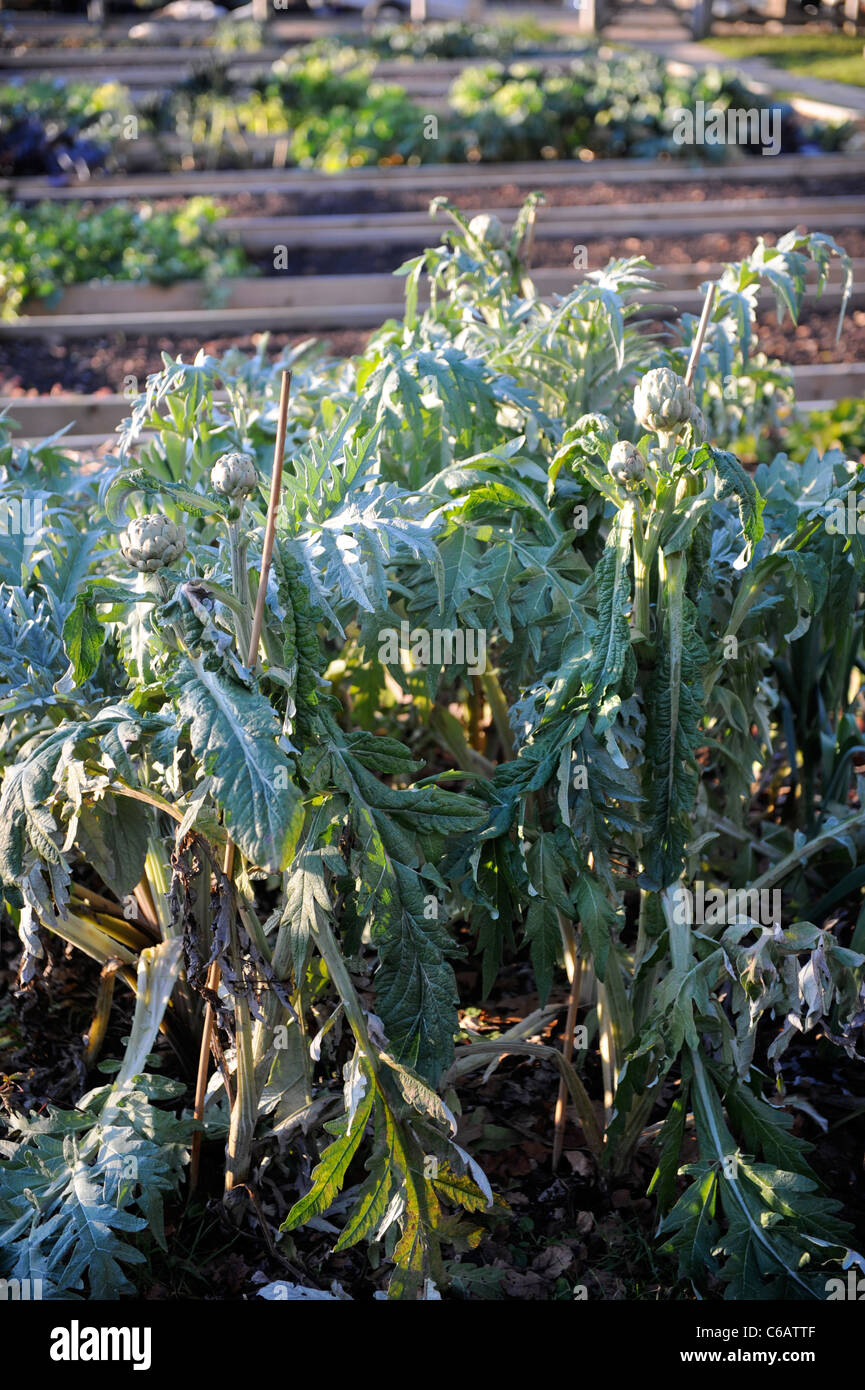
[
  {"left": 658, "top": 1057, "right": 852, "bottom": 1299},
  {"left": 1, "top": 208, "right": 864, "bottom": 1300},
  {"left": 0, "top": 1076, "right": 195, "bottom": 1299},
  {"left": 0, "top": 75, "right": 130, "bottom": 131},
  {"left": 446, "top": 54, "right": 841, "bottom": 162},
  {"left": 3, "top": 39, "right": 847, "bottom": 178},
  {"left": 170, "top": 656, "right": 304, "bottom": 873},
  {"left": 784, "top": 398, "right": 865, "bottom": 464},
  {"left": 0, "top": 196, "right": 250, "bottom": 320},
  {"left": 0, "top": 941, "right": 193, "bottom": 1299},
  {"left": 361, "top": 19, "right": 567, "bottom": 61}
]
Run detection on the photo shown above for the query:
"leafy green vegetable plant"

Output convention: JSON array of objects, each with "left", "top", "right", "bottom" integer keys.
[
  {"left": 1, "top": 210, "right": 863, "bottom": 1299},
  {"left": 3, "top": 41, "right": 847, "bottom": 178},
  {"left": 0, "top": 196, "right": 250, "bottom": 321},
  {"left": 0, "top": 940, "right": 195, "bottom": 1299}
]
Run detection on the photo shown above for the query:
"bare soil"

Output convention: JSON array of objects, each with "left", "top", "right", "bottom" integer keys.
[
  {"left": 2, "top": 307, "right": 863, "bottom": 397},
  {"left": 42, "top": 170, "right": 865, "bottom": 222}
]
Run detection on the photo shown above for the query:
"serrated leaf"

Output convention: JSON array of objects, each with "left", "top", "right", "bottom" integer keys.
[
  {"left": 282, "top": 1086, "right": 374, "bottom": 1233},
  {"left": 171, "top": 656, "right": 303, "bottom": 872},
  {"left": 61, "top": 594, "right": 104, "bottom": 687}
]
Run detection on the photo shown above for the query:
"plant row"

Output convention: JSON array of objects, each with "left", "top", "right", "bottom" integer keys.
[
  {"left": 1, "top": 43, "right": 849, "bottom": 179},
  {"left": 1, "top": 207, "right": 863, "bottom": 1300},
  {"left": 0, "top": 195, "right": 249, "bottom": 320},
  {"left": 1, "top": 17, "right": 565, "bottom": 60}
]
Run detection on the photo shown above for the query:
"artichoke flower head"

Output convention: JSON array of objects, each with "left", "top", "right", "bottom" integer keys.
[
  {"left": 211, "top": 450, "right": 257, "bottom": 500},
  {"left": 119, "top": 514, "right": 186, "bottom": 573},
  {"left": 633, "top": 368, "right": 695, "bottom": 437}
]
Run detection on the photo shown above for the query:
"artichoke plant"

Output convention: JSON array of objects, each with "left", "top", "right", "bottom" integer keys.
[
  {"left": 210, "top": 450, "right": 257, "bottom": 500},
  {"left": 468, "top": 213, "right": 507, "bottom": 249},
  {"left": 633, "top": 367, "right": 695, "bottom": 439},
  {"left": 574, "top": 412, "right": 617, "bottom": 446},
  {"left": 608, "top": 439, "right": 645, "bottom": 485},
  {"left": 689, "top": 403, "right": 708, "bottom": 443},
  {"left": 119, "top": 514, "right": 186, "bottom": 572}
]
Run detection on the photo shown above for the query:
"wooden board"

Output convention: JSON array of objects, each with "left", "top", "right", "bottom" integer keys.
[
  {"left": 15, "top": 259, "right": 861, "bottom": 328},
  {"left": 4, "top": 151, "right": 864, "bottom": 204},
  {"left": 4, "top": 363, "right": 862, "bottom": 439},
  {"left": 219, "top": 195, "right": 865, "bottom": 251}
]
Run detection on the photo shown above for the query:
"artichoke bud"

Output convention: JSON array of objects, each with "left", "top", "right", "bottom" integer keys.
[
  {"left": 569, "top": 413, "right": 618, "bottom": 463},
  {"left": 573, "top": 412, "right": 617, "bottom": 446},
  {"left": 119, "top": 514, "right": 186, "bottom": 573},
  {"left": 633, "top": 368, "right": 696, "bottom": 436},
  {"left": 210, "top": 450, "right": 257, "bottom": 500},
  {"left": 688, "top": 404, "right": 708, "bottom": 445},
  {"left": 608, "top": 440, "right": 645, "bottom": 485},
  {"left": 468, "top": 213, "right": 507, "bottom": 250}
]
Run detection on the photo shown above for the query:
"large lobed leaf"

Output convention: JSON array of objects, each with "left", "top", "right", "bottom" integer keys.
[{"left": 171, "top": 656, "right": 304, "bottom": 873}]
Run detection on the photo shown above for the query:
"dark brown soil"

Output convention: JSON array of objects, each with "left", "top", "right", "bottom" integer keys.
[
  {"left": 3, "top": 900, "right": 864, "bottom": 1301},
  {"left": 0, "top": 329, "right": 372, "bottom": 396},
  {"left": 249, "top": 245, "right": 425, "bottom": 277},
  {"left": 532, "top": 227, "right": 865, "bottom": 271},
  {"left": 243, "top": 225, "right": 865, "bottom": 278},
  {"left": 1, "top": 306, "right": 861, "bottom": 396},
  {"left": 757, "top": 307, "right": 865, "bottom": 364},
  {"left": 211, "top": 171, "right": 865, "bottom": 219}
]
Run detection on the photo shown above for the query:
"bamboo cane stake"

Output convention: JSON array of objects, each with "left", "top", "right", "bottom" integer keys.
[{"left": 685, "top": 283, "right": 716, "bottom": 388}]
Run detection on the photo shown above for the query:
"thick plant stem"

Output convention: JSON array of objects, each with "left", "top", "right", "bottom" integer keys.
[
  {"left": 309, "top": 911, "right": 383, "bottom": 1089},
  {"left": 632, "top": 538, "right": 651, "bottom": 644},
  {"left": 189, "top": 838, "right": 234, "bottom": 1191},
  {"left": 227, "top": 520, "right": 253, "bottom": 658},
  {"left": 429, "top": 703, "right": 495, "bottom": 777},
  {"left": 750, "top": 804, "right": 865, "bottom": 892},
  {"left": 611, "top": 900, "right": 694, "bottom": 1181},
  {"left": 608, "top": 886, "right": 694, "bottom": 1174},
  {"left": 223, "top": 374, "right": 293, "bottom": 1194},
  {"left": 662, "top": 883, "right": 692, "bottom": 974},
  {"left": 552, "top": 915, "right": 582, "bottom": 1169},
  {"left": 191, "top": 370, "right": 293, "bottom": 1196},
  {"left": 607, "top": 288, "right": 721, "bottom": 1175},
  {"left": 481, "top": 669, "right": 515, "bottom": 758},
  {"left": 84, "top": 961, "right": 121, "bottom": 1067},
  {"left": 250, "top": 879, "right": 311, "bottom": 1101},
  {"left": 468, "top": 675, "right": 485, "bottom": 752},
  {"left": 595, "top": 938, "right": 634, "bottom": 1154},
  {"left": 133, "top": 876, "right": 160, "bottom": 933},
  {"left": 189, "top": 986, "right": 216, "bottom": 1191},
  {"left": 144, "top": 839, "right": 174, "bottom": 936},
  {"left": 225, "top": 983, "right": 258, "bottom": 1191}
]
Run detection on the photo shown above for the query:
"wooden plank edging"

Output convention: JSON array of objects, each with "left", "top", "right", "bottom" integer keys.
[{"left": 3, "top": 363, "right": 862, "bottom": 439}]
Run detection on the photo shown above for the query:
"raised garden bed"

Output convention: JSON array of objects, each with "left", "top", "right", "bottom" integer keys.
[
  {"left": 2, "top": 44, "right": 854, "bottom": 180},
  {"left": 6, "top": 149, "right": 864, "bottom": 203},
  {"left": 1, "top": 327, "right": 860, "bottom": 413},
  {"left": 7, "top": 257, "right": 860, "bottom": 338}
]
